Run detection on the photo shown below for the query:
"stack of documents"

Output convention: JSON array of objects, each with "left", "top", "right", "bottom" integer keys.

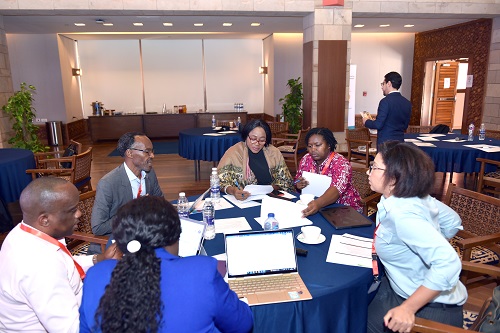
[{"left": 326, "top": 233, "right": 372, "bottom": 268}]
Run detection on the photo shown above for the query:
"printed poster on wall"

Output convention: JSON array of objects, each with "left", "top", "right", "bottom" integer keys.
[{"left": 348, "top": 64, "right": 357, "bottom": 128}]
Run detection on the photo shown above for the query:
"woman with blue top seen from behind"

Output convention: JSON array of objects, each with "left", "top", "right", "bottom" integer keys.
[
  {"left": 79, "top": 195, "right": 253, "bottom": 333},
  {"left": 367, "top": 141, "right": 466, "bottom": 333}
]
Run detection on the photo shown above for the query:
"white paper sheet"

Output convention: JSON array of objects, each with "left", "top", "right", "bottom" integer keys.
[
  {"left": 419, "top": 134, "right": 446, "bottom": 137},
  {"left": 223, "top": 194, "right": 261, "bottom": 209},
  {"left": 463, "top": 144, "right": 500, "bottom": 152},
  {"left": 215, "top": 217, "right": 252, "bottom": 234},
  {"left": 301, "top": 171, "right": 331, "bottom": 197},
  {"left": 412, "top": 142, "right": 436, "bottom": 147},
  {"left": 442, "top": 139, "right": 467, "bottom": 143},
  {"left": 218, "top": 131, "right": 237, "bottom": 134},
  {"left": 326, "top": 233, "right": 372, "bottom": 268},
  {"left": 243, "top": 184, "right": 273, "bottom": 196},
  {"left": 417, "top": 136, "right": 439, "bottom": 141},
  {"left": 257, "top": 196, "right": 312, "bottom": 229},
  {"left": 203, "top": 133, "right": 225, "bottom": 136},
  {"left": 188, "top": 197, "right": 234, "bottom": 214},
  {"left": 404, "top": 138, "right": 421, "bottom": 143}
]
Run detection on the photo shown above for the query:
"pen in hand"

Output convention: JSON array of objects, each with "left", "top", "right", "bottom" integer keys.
[{"left": 293, "top": 179, "right": 301, "bottom": 185}]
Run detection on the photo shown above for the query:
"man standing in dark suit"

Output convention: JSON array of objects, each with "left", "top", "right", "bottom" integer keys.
[
  {"left": 89, "top": 132, "right": 163, "bottom": 254},
  {"left": 363, "top": 72, "right": 412, "bottom": 149}
]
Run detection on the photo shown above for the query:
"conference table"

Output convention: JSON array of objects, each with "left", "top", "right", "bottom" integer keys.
[
  {"left": 178, "top": 127, "right": 242, "bottom": 180},
  {"left": 0, "top": 148, "right": 36, "bottom": 203},
  {"left": 189, "top": 195, "right": 375, "bottom": 333},
  {"left": 404, "top": 133, "right": 500, "bottom": 174}
]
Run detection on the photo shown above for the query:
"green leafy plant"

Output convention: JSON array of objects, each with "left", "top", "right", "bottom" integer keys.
[
  {"left": 279, "top": 77, "right": 303, "bottom": 134},
  {"left": 2, "top": 82, "right": 46, "bottom": 152}
]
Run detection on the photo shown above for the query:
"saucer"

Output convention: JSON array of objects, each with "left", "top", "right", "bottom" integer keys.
[{"left": 296, "top": 232, "right": 326, "bottom": 245}]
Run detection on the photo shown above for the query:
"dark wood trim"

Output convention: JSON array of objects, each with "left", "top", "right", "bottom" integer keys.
[{"left": 303, "top": 41, "right": 313, "bottom": 130}]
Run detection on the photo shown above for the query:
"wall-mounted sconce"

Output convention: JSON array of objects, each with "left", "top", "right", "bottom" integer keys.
[
  {"left": 259, "top": 66, "right": 268, "bottom": 74},
  {"left": 72, "top": 68, "right": 82, "bottom": 76}
]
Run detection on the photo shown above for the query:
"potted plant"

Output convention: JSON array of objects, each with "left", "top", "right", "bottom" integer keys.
[
  {"left": 2, "top": 82, "right": 46, "bottom": 152},
  {"left": 279, "top": 77, "right": 303, "bottom": 134}
]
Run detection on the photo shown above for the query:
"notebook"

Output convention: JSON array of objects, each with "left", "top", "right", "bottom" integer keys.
[
  {"left": 178, "top": 217, "right": 206, "bottom": 257},
  {"left": 224, "top": 229, "right": 312, "bottom": 306},
  {"left": 319, "top": 206, "right": 373, "bottom": 229}
]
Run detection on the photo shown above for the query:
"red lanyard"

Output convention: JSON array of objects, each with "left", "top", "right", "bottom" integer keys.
[
  {"left": 320, "top": 152, "right": 335, "bottom": 175},
  {"left": 136, "top": 178, "right": 142, "bottom": 198},
  {"left": 372, "top": 223, "right": 380, "bottom": 280},
  {"left": 20, "top": 224, "right": 86, "bottom": 280}
]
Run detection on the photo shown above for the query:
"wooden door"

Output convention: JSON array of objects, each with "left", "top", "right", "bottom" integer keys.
[{"left": 431, "top": 62, "right": 459, "bottom": 127}]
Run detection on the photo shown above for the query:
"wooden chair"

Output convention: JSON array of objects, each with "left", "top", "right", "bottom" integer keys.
[
  {"left": 216, "top": 120, "right": 232, "bottom": 127},
  {"left": 26, "top": 147, "right": 93, "bottom": 193},
  {"left": 345, "top": 128, "right": 376, "bottom": 168},
  {"left": 33, "top": 140, "right": 83, "bottom": 169},
  {"left": 268, "top": 121, "right": 289, "bottom": 137},
  {"left": 412, "top": 261, "right": 500, "bottom": 332},
  {"left": 271, "top": 128, "right": 309, "bottom": 174},
  {"left": 66, "top": 190, "right": 108, "bottom": 255},
  {"left": 351, "top": 167, "right": 382, "bottom": 216},
  {"left": 443, "top": 184, "right": 500, "bottom": 281},
  {"left": 485, "top": 129, "right": 500, "bottom": 140},
  {"left": 406, "top": 125, "right": 434, "bottom": 134},
  {"left": 476, "top": 158, "right": 500, "bottom": 197}
]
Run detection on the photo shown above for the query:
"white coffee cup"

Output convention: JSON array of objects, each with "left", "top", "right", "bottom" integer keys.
[
  {"left": 300, "top": 194, "right": 315, "bottom": 205},
  {"left": 301, "top": 226, "right": 321, "bottom": 242}
]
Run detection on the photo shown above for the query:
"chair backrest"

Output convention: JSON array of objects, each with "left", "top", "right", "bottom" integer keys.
[
  {"left": 345, "top": 128, "right": 373, "bottom": 168},
  {"left": 66, "top": 190, "right": 96, "bottom": 250},
  {"left": 485, "top": 129, "right": 500, "bottom": 140},
  {"left": 268, "top": 121, "right": 289, "bottom": 137},
  {"left": 443, "top": 184, "right": 500, "bottom": 237},
  {"left": 406, "top": 125, "right": 434, "bottom": 134},
  {"left": 351, "top": 167, "right": 382, "bottom": 216},
  {"left": 346, "top": 127, "right": 371, "bottom": 143},
  {"left": 72, "top": 147, "right": 93, "bottom": 185}
]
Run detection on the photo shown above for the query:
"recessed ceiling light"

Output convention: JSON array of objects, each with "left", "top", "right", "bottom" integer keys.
[
  {"left": 74, "top": 23, "right": 86, "bottom": 27},
  {"left": 379, "top": 24, "right": 390, "bottom": 28},
  {"left": 223, "top": 23, "right": 232, "bottom": 27},
  {"left": 133, "top": 23, "right": 143, "bottom": 27},
  {"left": 95, "top": 19, "right": 104, "bottom": 24},
  {"left": 354, "top": 24, "right": 364, "bottom": 28},
  {"left": 163, "top": 22, "right": 173, "bottom": 27},
  {"left": 404, "top": 24, "right": 414, "bottom": 28},
  {"left": 194, "top": 23, "right": 203, "bottom": 27},
  {"left": 251, "top": 23, "right": 261, "bottom": 27},
  {"left": 103, "top": 23, "right": 113, "bottom": 26}
]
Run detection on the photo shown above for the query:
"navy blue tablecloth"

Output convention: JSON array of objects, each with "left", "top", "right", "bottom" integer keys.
[
  {"left": 189, "top": 197, "right": 375, "bottom": 333},
  {"left": 0, "top": 148, "right": 35, "bottom": 203},
  {"left": 178, "top": 127, "right": 242, "bottom": 162},
  {"left": 405, "top": 133, "right": 500, "bottom": 173}
]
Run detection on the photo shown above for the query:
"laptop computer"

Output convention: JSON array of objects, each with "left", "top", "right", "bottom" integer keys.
[
  {"left": 188, "top": 188, "right": 210, "bottom": 214},
  {"left": 319, "top": 205, "right": 373, "bottom": 229},
  {"left": 178, "top": 217, "right": 206, "bottom": 257},
  {"left": 224, "top": 229, "right": 312, "bottom": 306}
]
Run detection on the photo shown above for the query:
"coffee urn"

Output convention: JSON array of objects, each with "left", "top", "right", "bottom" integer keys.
[{"left": 91, "top": 101, "right": 104, "bottom": 116}]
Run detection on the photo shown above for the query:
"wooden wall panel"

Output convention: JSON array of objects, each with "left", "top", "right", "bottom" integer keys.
[
  {"left": 302, "top": 42, "right": 313, "bottom": 130},
  {"left": 317, "top": 40, "right": 347, "bottom": 132},
  {"left": 411, "top": 19, "right": 492, "bottom": 133}
]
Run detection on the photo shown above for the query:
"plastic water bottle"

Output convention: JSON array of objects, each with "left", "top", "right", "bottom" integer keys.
[
  {"left": 211, "top": 115, "right": 216, "bottom": 129},
  {"left": 468, "top": 123, "right": 475, "bottom": 141},
  {"left": 236, "top": 116, "right": 241, "bottom": 130},
  {"left": 479, "top": 123, "right": 486, "bottom": 141},
  {"left": 177, "top": 192, "right": 189, "bottom": 218},
  {"left": 264, "top": 213, "right": 279, "bottom": 231},
  {"left": 210, "top": 170, "right": 220, "bottom": 203},
  {"left": 203, "top": 198, "right": 215, "bottom": 240}
]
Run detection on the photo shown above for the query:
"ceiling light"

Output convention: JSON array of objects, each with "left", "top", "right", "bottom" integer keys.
[
  {"left": 194, "top": 23, "right": 203, "bottom": 27},
  {"left": 95, "top": 19, "right": 105, "bottom": 24},
  {"left": 259, "top": 66, "right": 268, "bottom": 74},
  {"left": 72, "top": 68, "right": 82, "bottom": 76},
  {"left": 223, "top": 23, "right": 232, "bottom": 27},
  {"left": 133, "top": 23, "right": 143, "bottom": 27},
  {"left": 251, "top": 23, "right": 261, "bottom": 27},
  {"left": 74, "top": 23, "right": 86, "bottom": 27},
  {"left": 163, "top": 22, "right": 173, "bottom": 27},
  {"left": 354, "top": 24, "right": 364, "bottom": 28},
  {"left": 103, "top": 23, "right": 113, "bottom": 26},
  {"left": 379, "top": 24, "right": 390, "bottom": 28},
  {"left": 404, "top": 24, "right": 414, "bottom": 28}
]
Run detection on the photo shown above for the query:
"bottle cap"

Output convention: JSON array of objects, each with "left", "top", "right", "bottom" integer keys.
[
  {"left": 268, "top": 213, "right": 275, "bottom": 217},
  {"left": 212, "top": 170, "right": 217, "bottom": 174},
  {"left": 205, "top": 198, "right": 212, "bottom": 202},
  {"left": 179, "top": 192, "right": 185, "bottom": 196}
]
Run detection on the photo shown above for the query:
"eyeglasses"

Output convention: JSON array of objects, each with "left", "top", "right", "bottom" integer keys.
[
  {"left": 129, "top": 147, "right": 154, "bottom": 155},
  {"left": 369, "top": 163, "right": 385, "bottom": 173},
  {"left": 248, "top": 136, "right": 266, "bottom": 144}
]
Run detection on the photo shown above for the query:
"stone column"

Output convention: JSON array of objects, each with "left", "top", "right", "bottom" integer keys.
[
  {"left": 485, "top": 17, "right": 500, "bottom": 130},
  {"left": 0, "top": 15, "right": 14, "bottom": 148}
]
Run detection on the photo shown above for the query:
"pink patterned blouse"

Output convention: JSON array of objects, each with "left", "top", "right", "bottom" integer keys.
[{"left": 295, "top": 152, "right": 363, "bottom": 213}]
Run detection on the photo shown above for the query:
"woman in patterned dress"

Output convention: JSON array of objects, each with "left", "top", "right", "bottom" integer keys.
[{"left": 295, "top": 127, "right": 362, "bottom": 217}]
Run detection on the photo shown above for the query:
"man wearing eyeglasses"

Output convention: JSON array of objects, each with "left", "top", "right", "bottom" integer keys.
[
  {"left": 362, "top": 71, "right": 412, "bottom": 150},
  {"left": 89, "top": 132, "right": 163, "bottom": 254}
]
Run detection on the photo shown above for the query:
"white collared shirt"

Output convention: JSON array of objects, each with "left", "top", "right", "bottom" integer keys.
[{"left": 123, "top": 162, "right": 147, "bottom": 198}]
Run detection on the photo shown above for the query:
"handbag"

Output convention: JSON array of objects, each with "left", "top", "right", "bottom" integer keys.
[
  {"left": 470, "top": 285, "right": 500, "bottom": 332},
  {"left": 61, "top": 143, "right": 77, "bottom": 168}
]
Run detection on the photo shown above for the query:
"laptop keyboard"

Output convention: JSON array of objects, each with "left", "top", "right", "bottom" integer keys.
[{"left": 229, "top": 274, "right": 304, "bottom": 297}]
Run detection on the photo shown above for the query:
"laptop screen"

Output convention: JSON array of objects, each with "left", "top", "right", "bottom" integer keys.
[{"left": 225, "top": 229, "right": 298, "bottom": 278}]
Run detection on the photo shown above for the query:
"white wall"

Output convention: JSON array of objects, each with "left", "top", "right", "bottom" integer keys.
[
  {"left": 7, "top": 34, "right": 67, "bottom": 122},
  {"left": 57, "top": 35, "right": 83, "bottom": 122},
  {"left": 350, "top": 33, "right": 415, "bottom": 115}
]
